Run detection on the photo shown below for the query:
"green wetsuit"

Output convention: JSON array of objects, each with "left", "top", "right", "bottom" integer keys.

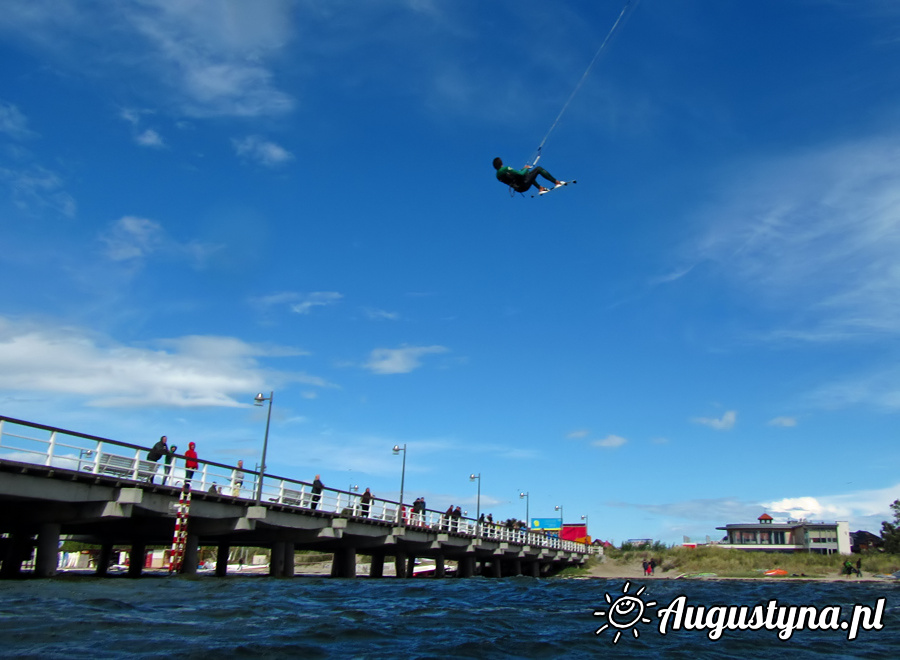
[{"left": 496, "top": 165, "right": 558, "bottom": 193}]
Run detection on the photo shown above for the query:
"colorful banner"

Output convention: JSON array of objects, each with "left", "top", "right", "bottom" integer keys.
[
  {"left": 531, "top": 517, "right": 562, "bottom": 530},
  {"left": 561, "top": 524, "right": 588, "bottom": 543}
]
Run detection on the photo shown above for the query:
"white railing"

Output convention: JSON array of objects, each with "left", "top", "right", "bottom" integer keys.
[{"left": 0, "top": 415, "right": 593, "bottom": 556}]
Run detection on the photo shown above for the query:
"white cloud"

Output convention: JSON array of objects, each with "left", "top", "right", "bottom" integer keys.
[
  {"left": 768, "top": 416, "right": 797, "bottom": 427},
  {"left": 136, "top": 128, "right": 165, "bottom": 148},
  {"left": 290, "top": 292, "right": 343, "bottom": 315},
  {"left": 567, "top": 429, "right": 590, "bottom": 439},
  {"left": 591, "top": 434, "right": 627, "bottom": 449},
  {"left": 232, "top": 135, "right": 294, "bottom": 167},
  {"left": 692, "top": 410, "right": 736, "bottom": 430},
  {"left": 0, "top": 317, "right": 327, "bottom": 408},
  {"left": 763, "top": 483, "right": 900, "bottom": 529},
  {"left": 364, "top": 345, "right": 449, "bottom": 375}
]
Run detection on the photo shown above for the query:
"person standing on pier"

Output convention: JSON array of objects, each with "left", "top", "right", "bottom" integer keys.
[
  {"left": 184, "top": 442, "right": 199, "bottom": 484},
  {"left": 163, "top": 444, "right": 178, "bottom": 485},
  {"left": 146, "top": 436, "right": 168, "bottom": 483},
  {"left": 360, "top": 487, "right": 373, "bottom": 517},
  {"left": 311, "top": 474, "right": 324, "bottom": 510},
  {"left": 231, "top": 460, "right": 244, "bottom": 497}
]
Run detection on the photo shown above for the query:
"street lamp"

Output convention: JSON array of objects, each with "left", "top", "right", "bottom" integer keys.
[
  {"left": 392, "top": 444, "right": 407, "bottom": 525},
  {"left": 253, "top": 391, "right": 273, "bottom": 504},
  {"left": 519, "top": 491, "right": 530, "bottom": 524},
  {"left": 555, "top": 504, "right": 564, "bottom": 533},
  {"left": 470, "top": 473, "right": 481, "bottom": 523}
]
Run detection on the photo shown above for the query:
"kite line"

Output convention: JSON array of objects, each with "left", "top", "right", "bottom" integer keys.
[{"left": 529, "top": 0, "right": 641, "bottom": 167}]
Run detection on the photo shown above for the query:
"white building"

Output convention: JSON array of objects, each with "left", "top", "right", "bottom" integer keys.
[{"left": 717, "top": 513, "right": 851, "bottom": 555}]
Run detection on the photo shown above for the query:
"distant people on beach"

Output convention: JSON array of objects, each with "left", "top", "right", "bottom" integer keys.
[
  {"left": 146, "top": 436, "right": 168, "bottom": 484},
  {"left": 184, "top": 442, "right": 198, "bottom": 484},
  {"left": 231, "top": 460, "right": 244, "bottom": 497},
  {"left": 311, "top": 474, "right": 324, "bottom": 510}
]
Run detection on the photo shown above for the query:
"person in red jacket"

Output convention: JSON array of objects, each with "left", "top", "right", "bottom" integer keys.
[{"left": 184, "top": 442, "right": 199, "bottom": 484}]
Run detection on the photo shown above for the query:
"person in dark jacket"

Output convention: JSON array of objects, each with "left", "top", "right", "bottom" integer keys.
[
  {"left": 146, "top": 436, "right": 168, "bottom": 483},
  {"left": 311, "top": 474, "right": 324, "bottom": 510},
  {"left": 163, "top": 444, "right": 178, "bottom": 486},
  {"left": 360, "top": 487, "right": 373, "bottom": 517}
]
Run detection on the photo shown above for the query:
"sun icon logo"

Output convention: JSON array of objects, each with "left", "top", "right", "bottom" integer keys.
[{"left": 593, "top": 581, "right": 657, "bottom": 644}]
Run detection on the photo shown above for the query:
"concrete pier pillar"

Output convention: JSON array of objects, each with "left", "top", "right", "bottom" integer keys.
[
  {"left": 270, "top": 542, "right": 285, "bottom": 577},
  {"left": 96, "top": 542, "right": 113, "bottom": 577},
  {"left": 457, "top": 555, "right": 475, "bottom": 578},
  {"left": 0, "top": 530, "right": 30, "bottom": 578},
  {"left": 35, "top": 523, "right": 61, "bottom": 578},
  {"left": 128, "top": 542, "right": 146, "bottom": 578},
  {"left": 216, "top": 543, "right": 230, "bottom": 577},
  {"left": 331, "top": 547, "right": 356, "bottom": 578},
  {"left": 528, "top": 560, "right": 540, "bottom": 578},
  {"left": 283, "top": 543, "right": 295, "bottom": 577},
  {"left": 491, "top": 557, "right": 502, "bottom": 578},
  {"left": 182, "top": 535, "right": 199, "bottom": 575},
  {"left": 510, "top": 559, "right": 522, "bottom": 576},
  {"left": 434, "top": 555, "right": 445, "bottom": 578},
  {"left": 370, "top": 554, "right": 385, "bottom": 578},
  {"left": 394, "top": 551, "right": 408, "bottom": 578},
  {"left": 406, "top": 555, "right": 416, "bottom": 579}
]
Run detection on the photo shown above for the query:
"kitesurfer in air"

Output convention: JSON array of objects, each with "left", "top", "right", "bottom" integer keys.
[{"left": 493, "top": 157, "right": 565, "bottom": 194}]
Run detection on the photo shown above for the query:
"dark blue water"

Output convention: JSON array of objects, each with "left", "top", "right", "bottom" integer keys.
[{"left": 1, "top": 576, "right": 897, "bottom": 658}]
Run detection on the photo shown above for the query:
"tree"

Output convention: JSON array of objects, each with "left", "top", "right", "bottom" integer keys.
[{"left": 880, "top": 499, "right": 900, "bottom": 553}]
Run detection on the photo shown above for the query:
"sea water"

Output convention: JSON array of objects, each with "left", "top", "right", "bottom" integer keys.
[{"left": 0, "top": 575, "right": 897, "bottom": 658}]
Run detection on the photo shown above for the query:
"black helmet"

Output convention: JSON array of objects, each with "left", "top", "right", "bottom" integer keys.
[{"left": 492, "top": 157, "right": 503, "bottom": 170}]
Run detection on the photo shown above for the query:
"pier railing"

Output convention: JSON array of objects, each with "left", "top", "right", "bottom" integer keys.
[{"left": 0, "top": 415, "right": 593, "bottom": 555}]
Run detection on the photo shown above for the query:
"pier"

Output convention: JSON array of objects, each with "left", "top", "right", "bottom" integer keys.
[{"left": 0, "top": 416, "right": 593, "bottom": 579}]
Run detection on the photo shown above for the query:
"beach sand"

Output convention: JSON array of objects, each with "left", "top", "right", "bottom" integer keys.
[{"left": 583, "top": 559, "right": 892, "bottom": 582}]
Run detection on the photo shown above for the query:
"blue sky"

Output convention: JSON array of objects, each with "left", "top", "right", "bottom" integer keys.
[{"left": 2, "top": 0, "right": 900, "bottom": 545}]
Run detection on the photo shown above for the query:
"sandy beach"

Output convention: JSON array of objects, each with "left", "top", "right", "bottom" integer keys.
[{"left": 583, "top": 559, "right": 894, "bottom": 582}]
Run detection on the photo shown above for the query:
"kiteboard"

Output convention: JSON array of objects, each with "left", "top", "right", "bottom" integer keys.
[{"left": 533, "top": 180, "right": 576, "bottom": 197}]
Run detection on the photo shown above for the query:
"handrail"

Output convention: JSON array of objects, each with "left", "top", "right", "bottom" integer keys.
[{"left": 0, "top": 415, "right": 593, "bottom": 555}]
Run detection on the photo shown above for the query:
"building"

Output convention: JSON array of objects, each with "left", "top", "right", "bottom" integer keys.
[{"left": 717, "top": 513, "right": 851, "bottom": 555}]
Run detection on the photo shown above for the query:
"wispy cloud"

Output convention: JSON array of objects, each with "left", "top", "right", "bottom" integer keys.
[
  {"left": 682, "top": 135, "right": 900, "bottom": 343},
  {"left": 692, "top": 410, "right": 737, "bottom": 430},
  {"left": 232, "top": 135, "right": 294, "bottom": 167},
  {"left": 0, "top": 317, "right": 326, "bottom": 408},
  {"left": 0, "top": 2, "right": 295, "bottom": 118},
  {"left": 363, "top": 307, "right": 400, "bottom": 321},
  {"left": 99, "top": 216, "right": 221, "bottom": 267},
  {"left": 591, "top": 434, "right": 628, "bottom": 449},
  {"left": 291, "top": 292, "right": 343, "bottom": 315},
  {"left": 0, "top": 100, "right": 35, "bottom": 139},
  {"left": 0, "top": 164, "right": 76, "bottom": 218},
  {"left": 363, "top": 345, "right": 449, "bottom": 375},
  {"left": 768, "top": 416, "right": 797, "bottom": 427}
]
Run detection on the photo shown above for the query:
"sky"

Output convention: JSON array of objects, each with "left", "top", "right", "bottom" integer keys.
[{"left": 1, "top": 0, "right": 900, "bottom": 546}]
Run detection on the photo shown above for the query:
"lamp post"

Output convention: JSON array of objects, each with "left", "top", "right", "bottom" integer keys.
[
  {"left": 253, "top": 391, "right": 273, "bottom": 504},
  {"left": 555, "top": 504, "right": 564, "bottom": 534},
  {"left": 519, "top": 491, "right": 530, "bottom": 525},
  {"left": 392, "top": 444, "right": 407, "bottom": 525},
  {"left": 470, "top": 473, "right": 481, "bottom": 523}
]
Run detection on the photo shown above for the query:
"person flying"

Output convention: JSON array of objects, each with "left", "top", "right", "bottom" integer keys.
[{"left": 493, "top": 157, "right": 565, "bottom": 194}]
